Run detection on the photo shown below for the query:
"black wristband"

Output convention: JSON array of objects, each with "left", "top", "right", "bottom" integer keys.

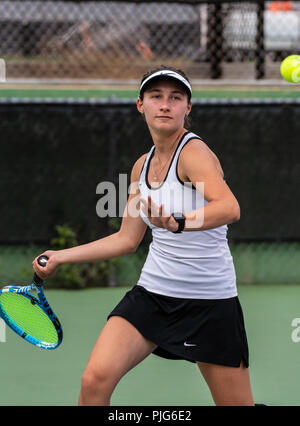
[{"left": 171, "top": 213, "right": 186, "bottom": 233}]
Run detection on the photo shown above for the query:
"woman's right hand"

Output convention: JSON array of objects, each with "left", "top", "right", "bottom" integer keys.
[{"left": 32, "top": 250, "right": 62, "bottom": 280}]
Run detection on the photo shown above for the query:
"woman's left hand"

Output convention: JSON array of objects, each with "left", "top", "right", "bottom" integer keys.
[{"left": 140, "top": 196, "right": 179, "bottom": 232}]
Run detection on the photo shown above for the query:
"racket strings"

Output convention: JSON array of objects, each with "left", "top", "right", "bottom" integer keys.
[{"left": 0, "top": 292, "right": 58, "bottom": 344}]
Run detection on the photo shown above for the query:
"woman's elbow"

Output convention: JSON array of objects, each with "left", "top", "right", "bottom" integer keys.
[
  {"left": 230, "top": 201, "right": 241, "bottom": 223},
  {"left": 125, "top": 236, "right": 140, "bottom": 254},
  {"left": 127, "top": 242, "right": 138, "bottom": 254},
  {"left": 115, "top": 232, "right": 139, "bottom": 255}
]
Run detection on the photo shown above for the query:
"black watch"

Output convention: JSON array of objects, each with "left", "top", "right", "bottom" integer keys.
[{"left": 171, "top": 212, "right": 186, "bottom": 233}]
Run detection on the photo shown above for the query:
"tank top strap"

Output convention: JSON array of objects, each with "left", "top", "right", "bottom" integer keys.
[
  {"left": 139, "top": 145, "right": 155, "bottom": 182},
  {"left": 167, "top": 131, "right": 202, "bottom": 181}
]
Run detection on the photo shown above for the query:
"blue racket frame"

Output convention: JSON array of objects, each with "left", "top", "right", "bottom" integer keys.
[{"left": 0, "top": 282, "right": 63, "bottom": 350}]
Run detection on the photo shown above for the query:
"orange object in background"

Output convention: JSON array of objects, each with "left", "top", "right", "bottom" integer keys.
[
  {"left": 269, "top": 1, "right": 293, "bottom": 11},
  {"left": 135, "top": 41, "right": 154, "bottom": 60}
]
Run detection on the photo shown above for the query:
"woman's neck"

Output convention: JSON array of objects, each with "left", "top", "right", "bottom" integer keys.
[{"left": 151, "top": 128, "right": 185, "bottom": 156}]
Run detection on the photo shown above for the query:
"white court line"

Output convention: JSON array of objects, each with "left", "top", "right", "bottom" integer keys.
[{"left": 0, "top": 78, "right": 290, "bottom": 87}]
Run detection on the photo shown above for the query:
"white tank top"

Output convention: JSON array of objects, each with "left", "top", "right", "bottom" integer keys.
[{"left": 137, "top": 131, "right": 237, "bottom": 299}]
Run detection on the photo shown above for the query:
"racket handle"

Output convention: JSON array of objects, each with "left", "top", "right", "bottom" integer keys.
[{"left": 33, "top": 255, "right": 49, "bottom": 286}]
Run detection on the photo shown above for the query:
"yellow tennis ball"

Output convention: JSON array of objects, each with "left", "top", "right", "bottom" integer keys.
[{"left": 280, "top": 55, "right": 300, "bottom": 83}]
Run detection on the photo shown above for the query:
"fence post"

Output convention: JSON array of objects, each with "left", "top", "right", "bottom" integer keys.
[
  {"left": 207, "top": 3, "right": 223, "bottom": 79},
  {"left": 255, "top": 0, "right": 265, "bottom": 79}
]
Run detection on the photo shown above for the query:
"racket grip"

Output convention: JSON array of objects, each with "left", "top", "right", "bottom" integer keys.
[{"left": 33, "top": 255, "right": 49, "bottom": 286}]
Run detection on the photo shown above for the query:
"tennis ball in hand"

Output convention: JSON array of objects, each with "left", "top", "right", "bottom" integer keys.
[{"left": 280, "top": 55, "right": 300, "bottom": 83}]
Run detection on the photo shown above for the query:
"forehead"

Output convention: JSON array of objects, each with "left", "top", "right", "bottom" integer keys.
[{"left": 144, "top": 78, "right": 187, "bottom": 94}]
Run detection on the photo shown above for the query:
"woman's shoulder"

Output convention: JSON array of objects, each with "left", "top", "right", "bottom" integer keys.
[
  {"left": 182, "top": 136, "right": 215, "bottom": 158},
  {"left": 180, "top": 137, "right": 224, "bottom": 178},
  {"left": 130, "top": 152, "right": 149, "bottom": 182}
]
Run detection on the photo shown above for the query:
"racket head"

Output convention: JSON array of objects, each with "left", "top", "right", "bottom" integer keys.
[{"left": 0, "top": 285, "right": 63, "bottom": 350}]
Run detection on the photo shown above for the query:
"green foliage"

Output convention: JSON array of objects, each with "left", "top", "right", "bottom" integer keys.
[
  {"left": 50, "top": 225, "right": 78, "bottom": 250},
  {"left": 14, "top": 223, "right": 147, "bottom": 289},
  {"left": 48, "top": 225, "right": 112, "bottom": 289}
]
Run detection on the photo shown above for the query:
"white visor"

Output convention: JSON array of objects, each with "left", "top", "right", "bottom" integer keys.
[{"left": 139, "top": 70, "right": 192, "bottom": 99}]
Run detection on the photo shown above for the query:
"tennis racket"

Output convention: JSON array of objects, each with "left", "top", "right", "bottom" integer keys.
[{"left": 0, "top": 255, "right": 63, "bottom": 350}]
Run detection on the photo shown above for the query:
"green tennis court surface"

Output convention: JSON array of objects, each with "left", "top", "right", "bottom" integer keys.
[
  {"left": 0, "top": 86, "right": 300, "bottom": 99},
  {"left": 1, "top": 285, "right": 300, "bottom": 406}
]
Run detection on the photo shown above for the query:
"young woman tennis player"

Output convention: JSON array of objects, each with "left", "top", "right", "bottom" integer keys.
[{"left": 33, "top": 65, "right": 256, "bottom": 406}]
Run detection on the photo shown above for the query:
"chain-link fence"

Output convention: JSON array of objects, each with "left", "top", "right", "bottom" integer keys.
[{"left": 1, "top": 0, "right": 300, "bottom": 81}]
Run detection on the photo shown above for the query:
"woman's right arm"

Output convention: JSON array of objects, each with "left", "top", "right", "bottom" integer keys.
[{"left": 32, "top": 154, "right": 148, "bottom": 279}]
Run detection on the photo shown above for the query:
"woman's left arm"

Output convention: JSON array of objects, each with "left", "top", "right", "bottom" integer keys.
[
  {"left": 140, "top": 141, "right": 240, "bottom": 232},
  {"left": 180, "top": 141, "right": 240, "bottom": 231}
]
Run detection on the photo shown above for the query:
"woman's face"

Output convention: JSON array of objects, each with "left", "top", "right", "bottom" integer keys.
[{"left": 137, "top": 79, "right": 192, "bottom": 135}]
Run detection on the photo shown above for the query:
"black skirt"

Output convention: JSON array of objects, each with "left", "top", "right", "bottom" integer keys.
[{"left": 108, "top": 285, "right": 249, "bottom": 368}]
